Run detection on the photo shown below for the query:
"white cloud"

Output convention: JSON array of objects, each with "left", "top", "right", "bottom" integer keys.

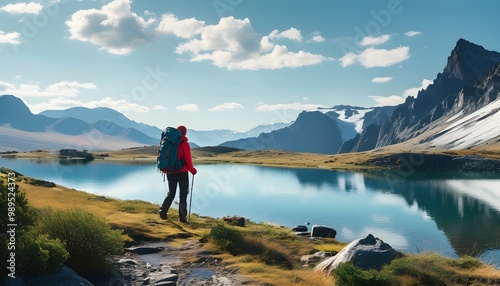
[
  {"left": 208, "top": 102, "right": 243, "bottom": 111},
  {"left": 65, "top": 0, "right": 155, "bottom": 55},
  {"left": 0, "top": 30, "right": 21, "bottom": 45},
  {"left": 65, "top": 2, "right": 328, "bottom": 69},
  {"left": 340, "top": 46, "right": 410, "bottom": 68},
  {"left": 0, "top": 2, "right": 43, "bottom": 15},
  {"left": 256, "top": 102, "right": 328, "bottom": 111},
  {"left": 369, "top": 79, "right": 433, "bottom": 106},
  {"left": 402, "top": 79, "right": 432, "bottom": 97},
  {"left": 175, "top": 16, "right": 330, "bottom": 70},
  {"left": 0, "top": 80, "right": 97, "bottom": 97},
  {"left": 360, "top": 34, "right": 391, "bottom": 46},
  {"left": 269, "top": 27, "right": 303, "bottom": 42},
  {"left": 176, "top": 103, "right": 199, "bottom": 111},
  {"left": 310, "top": 32, "right": 325, "bottom": 43},
  {"left": 369, "top": 95, "right": 406, "bottom": 107},
  {"left": 28, "top": 96, "right": 152, "bottom": 114},
  {"left": 152, "top": 105, "right": 167, "bottom": 110},
  {"left": 371, "top": 77, "right": 393, "bottom": 83},
  {"left": 156, "top": 13, "right": 204, "bottom": 39},
  {"left": 405, "top": 31, "right": 422, "bottom": 37}
]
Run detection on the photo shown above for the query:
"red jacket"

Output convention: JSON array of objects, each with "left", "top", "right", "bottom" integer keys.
[{"left": 170, "top": 135, "right": 196, "bottom": 174}]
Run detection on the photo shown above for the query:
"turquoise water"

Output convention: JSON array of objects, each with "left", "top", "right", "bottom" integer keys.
[{"left": 2, "top": 157, "right": 500, "bottom": 267}]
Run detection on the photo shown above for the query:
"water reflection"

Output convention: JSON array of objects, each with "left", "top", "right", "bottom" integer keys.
[
  {"left": 287, "top": 167, "right": 500, "bottom": 257},
  {"left": 1, "top": 158, "right": 500, "bottom": 265}
]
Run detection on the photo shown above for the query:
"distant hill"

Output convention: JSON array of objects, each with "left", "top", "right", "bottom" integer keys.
[
  {"left": 41, "top": 107, "right": 162, "bottom": 139},
  {"left": 0, "top": 95, "right": 157, "bottom": 152},
  {"left": 41, "top": 107, "right": 290, "bottom": 147},
  {"left": 220, "top": 111, "right": 343, "bottom": 154},
  {"left": 188, "top": 122, "right": 291, "bottom": 147}
]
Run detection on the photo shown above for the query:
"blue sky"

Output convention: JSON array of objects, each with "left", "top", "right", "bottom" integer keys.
[{"left": 0, "top": 0, "right": 499, "bottom": 132}]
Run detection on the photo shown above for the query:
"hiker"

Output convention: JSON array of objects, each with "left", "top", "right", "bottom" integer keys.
[{"left": 159, "top": 125, "right": 197, "bottom": 223}]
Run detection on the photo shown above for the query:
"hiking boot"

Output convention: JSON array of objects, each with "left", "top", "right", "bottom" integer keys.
[
  {"left": 179, "top": 217, "right": 188, "bottom": 223},
  {"left": 158, "top": 208, "right": 168, "bottom": 220}
]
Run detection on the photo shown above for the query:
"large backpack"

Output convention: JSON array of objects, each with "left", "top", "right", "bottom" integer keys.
[{"left": 157, "top": 127, "right": 184, "bottom": 174}]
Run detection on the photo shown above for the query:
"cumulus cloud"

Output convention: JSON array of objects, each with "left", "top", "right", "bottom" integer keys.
[
  {"left": 310, "top": 32, "right": 325, "bottom": 43},
  {"left": 208, "top": 102, "right": 243, "bottom": 111},
  {"left": 371, "top": 77, "right": 393, "bottom": 83},
  {"left": 65, "top": 1, "right": 329, "bottom": 69},
  {"left": 269, "top": 27, "right": 303, "bottom": 42},
  {"left": 176, "top": 103, "right": 199, "bottom": 111},
  {"left": 369, "top": 95, "right": 406, "bottom": 107},
  {"left": 0, "top": 30, "right": 21, "bottom": 45},
  {"left": 360, "top": 34, "right": 390, "bottom": 46},
  {"left": 0, "top": 2, "right": 43, "bottom": 15},
  {"left": 340, "top": 46, "right": 410, "bottom": 68},
  {"left": 256, "top": 102, "right": 327, "bottom": 111},
  {"left": 156, "top": 13, "right": 204, "bottom": 39},
  {"left": 153, "top": 105, "right": 167, "bottom": 110},
  {"left": 405, "top": 31, "right": 422, "bottom": 37},
  {"left": 0, "top": 80, "right": 97, "bottom": 97},
  {"left": 402, "top": 79, "right": 432, "bottom": 97},
  {"left": 175, "top": 16, "right": 330, "bottom": 70},
  {"left": 65, "top": 0, "right": 155, "bottom": 55},
  {"left": 369, "top": 79, "right": 433, "bottom": 106}
]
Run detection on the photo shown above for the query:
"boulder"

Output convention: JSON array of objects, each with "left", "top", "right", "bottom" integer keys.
[
  {"left": 223, "top": 216, "right": 246, "bottom": 227},
  {"left": 314, "top": 234, "right": 403, "bottom": 274},
  {"left": 300, "top": 251, "right": 332, "bottom": 266},
  {"left": 311, "top": 225, "right": 336, "bottom": 238},
  {"left": 126, "top": 245, "right": 164, "bottom": 255},
  {"left": 292, "top": 225, "right": 308, "bottom": 232},
  {"left": 5, "top": 266, "right": 93, "bottom": 286}
]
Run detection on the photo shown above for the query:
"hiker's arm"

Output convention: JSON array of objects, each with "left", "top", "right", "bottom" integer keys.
[{"left": 183, "top": 144, "right": 197, "bottom": 175}]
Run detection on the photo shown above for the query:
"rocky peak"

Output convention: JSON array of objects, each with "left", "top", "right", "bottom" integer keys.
[{"left": 441, "top": 38, "right": 500, "bottom": 87}]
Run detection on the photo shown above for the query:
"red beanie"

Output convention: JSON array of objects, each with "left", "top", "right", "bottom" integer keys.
[{"left": 177, "top": 125, "right": 187, "bottom": 136}]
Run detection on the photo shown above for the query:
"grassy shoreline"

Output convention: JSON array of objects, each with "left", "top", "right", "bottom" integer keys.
[
  {"left": 4, "top": 145, "right": 500, "bottom": 171},
  {"left": 3, "top": 168, "right": 500, "bottom": 285},
  {"left": 3, "top": 147, "right": 500, "bottom": 285}
]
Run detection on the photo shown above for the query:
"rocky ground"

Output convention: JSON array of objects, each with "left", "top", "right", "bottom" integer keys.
[
  {"left": 365, "top": 152, "right": 500, "bottom": 173},
  {"left": 106, "top": 240, "right": 255, "bottom": 286}
]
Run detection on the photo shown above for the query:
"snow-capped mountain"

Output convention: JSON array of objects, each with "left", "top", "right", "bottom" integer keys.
[{"left": 428, "top": 97, "right": 500, "bottom": 149}]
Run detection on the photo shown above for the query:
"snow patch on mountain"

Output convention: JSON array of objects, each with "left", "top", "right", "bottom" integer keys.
[
  {"left": 430, "top": 98, "right": 500, "bottom": 149},
  {"left": 319, "top": 107, "right": 373, "bottom": 133}
]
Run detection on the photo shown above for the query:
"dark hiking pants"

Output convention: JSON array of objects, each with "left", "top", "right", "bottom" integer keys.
[{"left": 161, "top": 171, "right": 189, "bottom": 220}]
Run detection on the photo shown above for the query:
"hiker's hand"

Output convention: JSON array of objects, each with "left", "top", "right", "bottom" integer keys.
[{"left": 192, "top": 168, "right": 197, "bottom": 175}]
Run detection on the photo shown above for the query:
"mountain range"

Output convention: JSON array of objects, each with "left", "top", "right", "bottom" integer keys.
[
  {"left": 223, "top": 38, "right": 500, "bottom": 154},
  {"left": 1, "top": 38, "right": 499, "bottom": 154},
  {"left": 0, "top": 96, "right": 289, "bottom": 152}
]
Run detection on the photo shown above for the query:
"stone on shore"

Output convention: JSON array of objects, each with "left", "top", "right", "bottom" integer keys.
[
  {"left": 314, "top": 234, "right": 403, "bottom": 274},
  {"left": 310, "top": 225, "right": 336, "bottom": 238}
]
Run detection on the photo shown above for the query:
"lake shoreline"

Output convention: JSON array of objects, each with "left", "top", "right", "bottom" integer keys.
[
  {"left": 2, "top": 166, "right": 500, "bottom": 285},
  {"left": 4, "top": 146, "right": 500, "bottom": 173}
]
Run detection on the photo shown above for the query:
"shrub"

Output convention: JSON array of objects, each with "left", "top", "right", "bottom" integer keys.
[
  {"left": 385, "top": 254, "right": 451, "bottom": 286},
  {"left": 209, "top": 222, "right": 244, "bottom": 255},
  {"left": 260, "top": 249, "right": 293, "bottom": 269},
  {"left": 0, "top": 180, "right": 36, "bottom": 235},
  {"left": 1, "top": 180, "right": 35, "bottom": 277},
  {"left": 39, "top": 209, "right": 123, "bottom": 274},
  {"left": 209, "top": 222, "right": 294, "bottom": 269},
  {"left": 334, "top": 263, "right": 395, "bottom": 286},
  {"left": 448, "top": 255, "right": 483, "bottom": 269},
  {"left": 16, "top": 232, "right": 69, "bottom": 276}
]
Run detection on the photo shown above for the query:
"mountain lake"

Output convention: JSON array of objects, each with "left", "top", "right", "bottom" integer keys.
[{"left": 2, "top": 157, "right": 500, "bottom": 268}]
